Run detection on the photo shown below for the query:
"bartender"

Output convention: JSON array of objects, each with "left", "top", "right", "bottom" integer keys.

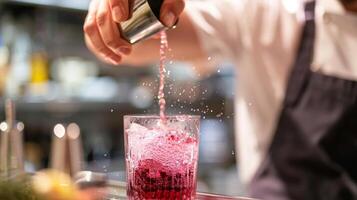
[{"left": 83, "top": 0, "right": 357, "bottom": 199}]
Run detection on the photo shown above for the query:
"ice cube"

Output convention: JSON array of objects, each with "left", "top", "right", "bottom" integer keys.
[
  {"left": 127, "top": 123, "right": 198, "bottom": 170},
  {"left": 127, "top": 123, "right": 149, "bottom": 135}
]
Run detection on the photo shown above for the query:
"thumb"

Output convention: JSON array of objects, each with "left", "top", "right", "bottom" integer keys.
[{"left": 160, "top": 0, "right": 185, "bottom": 27}]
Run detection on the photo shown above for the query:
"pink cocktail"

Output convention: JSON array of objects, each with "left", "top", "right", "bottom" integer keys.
[{"left": 124, "top": 115, "right": 200, "bottom": 200}]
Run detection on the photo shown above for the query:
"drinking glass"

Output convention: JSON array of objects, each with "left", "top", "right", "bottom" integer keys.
[{"left": 124, "top": 115, "right": 200, "bottom": 200}]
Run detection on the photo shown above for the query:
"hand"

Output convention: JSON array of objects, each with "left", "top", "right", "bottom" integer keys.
[{"left": 83, "top": 0, "right": 185, "bottom": 65}]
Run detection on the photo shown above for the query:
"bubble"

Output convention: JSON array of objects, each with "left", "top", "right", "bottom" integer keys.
[
  {"left": 232, "top": 150, "right": 235, "bottom": 155},
  {"left": 217, "top": 69, "right": 221, "bottom": 73},
  {"left": 110, "top": 109, "right": 114, "bottom": 113},
  {"left": 216, "top": 112, "right": 224, "bottom": 118},
  {"left": 208, "top": 57, "right": 212, "bottom": 61}
]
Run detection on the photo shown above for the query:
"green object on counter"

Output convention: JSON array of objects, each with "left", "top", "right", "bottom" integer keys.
[{"left": 0, "top": 179, "right": 42, "bottom": 200}]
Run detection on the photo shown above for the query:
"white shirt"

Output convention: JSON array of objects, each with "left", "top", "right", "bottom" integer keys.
[{"left": 186, "top": 0, "right": 357, "bottom": 185}]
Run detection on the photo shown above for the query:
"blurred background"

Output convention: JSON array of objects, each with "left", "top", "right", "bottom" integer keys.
[{"left": 0, "top": 0, "right": 241, "bottom": 196}]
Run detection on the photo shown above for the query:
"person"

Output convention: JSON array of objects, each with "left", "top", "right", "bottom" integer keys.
[{"left": 83, "top": 0, "right": 357, "bottom": 199}]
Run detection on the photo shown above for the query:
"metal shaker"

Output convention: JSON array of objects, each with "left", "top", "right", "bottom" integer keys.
[
  {"left": 120, "top": 0, "right": 167, "bottom": 44},
  {"left": 50, "top": 123, "right": 84, "bottom": 177},
  {"left": 0, "top": 99, "right": 24, "bottom": 180}
]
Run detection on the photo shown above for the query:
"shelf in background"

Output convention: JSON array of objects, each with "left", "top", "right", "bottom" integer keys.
[
  {"left": 0, "top": 99, "right": 138, "bottom": 114},
  {"left": 1, "top": 0, "right": 90, "bottom": 11}
]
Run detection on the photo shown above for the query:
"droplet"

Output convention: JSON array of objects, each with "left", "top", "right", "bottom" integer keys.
[
  {"left": 232, "top": 150, "right": 235, "bottom": 155},
  {"left": 110, "top": 109, "right": 114, "bottom": 113},
  {"left": 217, "top": 69, "right": 221, "bottom": 73},
  {"left": 208, "top": 57, "right": 212, "bottom": 61}
]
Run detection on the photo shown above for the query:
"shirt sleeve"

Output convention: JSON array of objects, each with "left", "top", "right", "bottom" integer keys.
[{"left": 185, "top": 0, "right": 241, "bottom": 65}]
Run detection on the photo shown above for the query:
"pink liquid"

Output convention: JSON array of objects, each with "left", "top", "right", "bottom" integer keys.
[
  {"left": 126, "top": 32, "right": 199, "bottom": 200},
  {"left": 158, "top": 31, "right": 168, "bottom": 121},
  {"left": 126, "top": 125, "right": 198, "bottom": 200},
  {"left": 128, "top": 159, "right": 196, "bottom": 200}
]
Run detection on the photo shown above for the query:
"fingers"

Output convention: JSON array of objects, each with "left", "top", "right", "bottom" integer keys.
[
  {"left": 161, "top": 0, "right": 185, "bottom": 27},
  {"left": 97, "top": 0, "right": 132, "bottom": 55},
  {"left": 109, "top": 0, "right": 129, "bottom": 22},
  {"left": 85, "top": 35, "right": 114, "bottom": 65},
  {"left": 84, "top": 0, "right": 132, "bottom": 65}
]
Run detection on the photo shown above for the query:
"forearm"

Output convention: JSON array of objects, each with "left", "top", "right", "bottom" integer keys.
[{"left": 122, "top": 13, "right": 207, "bottom": 66}]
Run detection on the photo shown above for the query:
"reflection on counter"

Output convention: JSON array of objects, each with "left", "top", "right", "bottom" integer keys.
[{"left": 0, "top": 1, "right": 240, "bottom": 196}]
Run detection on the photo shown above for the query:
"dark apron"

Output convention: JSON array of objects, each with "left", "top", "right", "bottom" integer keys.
[{"left": 250, "top": 1, "right": 357, "bottom": 200}]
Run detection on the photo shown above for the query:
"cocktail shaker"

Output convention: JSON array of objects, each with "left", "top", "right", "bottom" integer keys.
[
  {"left": 0, "top": 100, "right": 24, "bottom": 180},
  {"left": 120, "top": 0, "right": 168, "bottom": 44}
]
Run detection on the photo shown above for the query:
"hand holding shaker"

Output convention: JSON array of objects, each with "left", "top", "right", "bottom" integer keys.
[{"left": 120, "top": 0, "right": 170, "bottom": 44}]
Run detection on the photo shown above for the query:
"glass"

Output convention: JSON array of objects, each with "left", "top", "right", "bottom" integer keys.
[{"left": 124, "top": 115, "right": 200, "bottom": 200}]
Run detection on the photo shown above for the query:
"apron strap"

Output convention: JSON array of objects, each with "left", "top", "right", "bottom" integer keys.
[{"left": 285, "top": 1, "right": 316, "bottom": 106}]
